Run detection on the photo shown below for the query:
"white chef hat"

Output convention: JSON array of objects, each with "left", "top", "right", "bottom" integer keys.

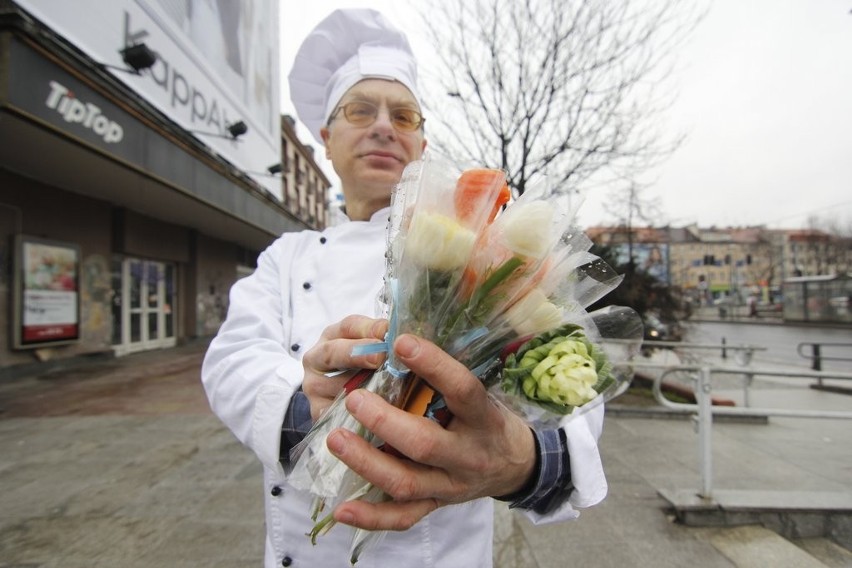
[{"left": 288, "top": 8, "right": 420, "bottom": 144}]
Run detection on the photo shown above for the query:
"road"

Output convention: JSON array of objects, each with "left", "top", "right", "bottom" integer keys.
[
  {"left": 2, "top": 333, "right": 851, "bottom": 566},
  {"left": 681, "top": 320, "right": 852, "bottom": 373}
]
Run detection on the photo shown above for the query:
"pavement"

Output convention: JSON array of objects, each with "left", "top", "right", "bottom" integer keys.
[{"left": 1, "top": 340, "right": 851, "bottom": 567}]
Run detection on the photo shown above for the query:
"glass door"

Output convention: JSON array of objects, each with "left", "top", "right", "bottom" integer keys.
[{"left": 113, "top": 257, "right": 176, "bottom": 355}]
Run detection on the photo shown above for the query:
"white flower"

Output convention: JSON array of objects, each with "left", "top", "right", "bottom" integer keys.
[
  {"left": 406, "top": 212, "right": 476, "bottom": 270},
  {"left": 501, "top": 201, "right": 555, "bottom": 258},
  {"left": 504, "top": 288, "right": 563, "bottom": 336}
]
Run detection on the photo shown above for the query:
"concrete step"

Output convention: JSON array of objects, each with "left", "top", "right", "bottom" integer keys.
[
  {"left": 659, "top": 488, "right": 852, "bottom": 552},
  {"left": 693, "top": 525, "right": 830, "bottom": 568},
  {"left": 791, "top": 537, "right": 852, "bottom": 568}
]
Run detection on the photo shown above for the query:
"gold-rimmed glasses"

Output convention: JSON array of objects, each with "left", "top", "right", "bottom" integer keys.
[{"left": 329, "top": 101, "right": 424, "bottom": 132}]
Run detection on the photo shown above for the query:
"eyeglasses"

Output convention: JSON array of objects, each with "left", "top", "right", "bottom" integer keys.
[{"left": 329, "top": 101, "right": 425, "bottom": 132}]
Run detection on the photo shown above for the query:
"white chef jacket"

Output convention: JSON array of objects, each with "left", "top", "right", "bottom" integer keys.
[{"left": 201, "top": 208, "right": 608, "bottom": 568}]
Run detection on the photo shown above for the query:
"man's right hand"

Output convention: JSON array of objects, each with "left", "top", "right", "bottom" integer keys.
[{"left": 301, "top": 315, "right": 389, "bottom": 421}]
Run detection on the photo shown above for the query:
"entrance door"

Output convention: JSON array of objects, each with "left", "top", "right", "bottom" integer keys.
[{"left": 113, "top": 258, "right": 176, "bottom": 355}]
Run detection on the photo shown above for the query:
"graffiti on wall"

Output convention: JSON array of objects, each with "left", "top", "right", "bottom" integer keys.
[
  {"left": 196, "top": 271, "right": 228, "bottom": 336},
  {"left": 80, "top": 254, "right": 112, "bottom": 347}
]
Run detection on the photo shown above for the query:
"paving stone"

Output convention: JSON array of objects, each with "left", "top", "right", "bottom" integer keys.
[{"left": 1, "top": 342, "right": 849, "bottom": 567}]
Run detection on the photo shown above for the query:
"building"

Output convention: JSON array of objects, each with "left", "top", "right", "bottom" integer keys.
[
  {"left": 281, "top": 115, "right": 332, "bottom": 229},
  {"left": 668, "top": 226, "right": 771, "bottom": 303},
  {"left": 780, "top": 229, "right": 850, "bottom": 280},
  {"left": 0, "top": 1, "right": 329, "bottom": 376},
  {"left": 588, "top": 224, "right": 851, "bottom": 305}
]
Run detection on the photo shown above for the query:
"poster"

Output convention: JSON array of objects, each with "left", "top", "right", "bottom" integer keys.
[
  {"left": 13, "top": 236, "right": 81, "bottom": 348},
  {"left": 613, "top": 243, "right": 670, "bottom": 284}
]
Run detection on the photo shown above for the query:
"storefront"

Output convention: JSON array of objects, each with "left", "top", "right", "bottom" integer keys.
[
  {"left": 111, "top": 258, "right": 176, "bottom": 355},
  {"left": 0, "top": 7, "right": 304, "bottom": 376}
]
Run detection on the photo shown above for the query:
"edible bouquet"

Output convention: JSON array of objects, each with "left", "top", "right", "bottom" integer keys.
[{"left": 288, "top": 153, "right": 643, "bottom": 564}]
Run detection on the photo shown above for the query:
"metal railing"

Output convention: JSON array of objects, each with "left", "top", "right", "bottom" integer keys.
[
  {"left": 641, "top": 340, "right": 767, "bottom": 365},
  {"left": 797, "top": 341, "right": 852, "bottom": 370},
  {"left": 629, "top": 361, "right": 852, "bottom": 499}
]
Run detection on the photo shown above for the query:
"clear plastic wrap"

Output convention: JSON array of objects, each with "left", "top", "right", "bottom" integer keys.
[{"left": 287, "top": 152, "right": 643, "bottom": 564}]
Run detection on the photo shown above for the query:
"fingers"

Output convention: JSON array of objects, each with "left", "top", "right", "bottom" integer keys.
[
  {"left": 392, "top": 334, "right": 489, "bottom": 424},
  {"left": 325, "top": 315, "right": 388, "bottom": 342},
  {"left": 303, "top": 316, "right": 389, "bottom": 374},
  {"left": 301, "top": 316, "right": 388, "bottom": 421},
  {"left": 334, "top": 494, "right": 440, "bottom": 532},
  {"left": 302, "top": 374, "right": 350, "bottom": 421},
  {"left": 327, "top": 403, "right": 464, "bottom": 500},
  {"left": 326, "top": 335, "right": 540, "bottom": 514},
  {"left": 327, "top": 427, "right": 427, "bottom": 501},
  {"left": 333, "top": 387, "right": 537, "bottom": 507}
]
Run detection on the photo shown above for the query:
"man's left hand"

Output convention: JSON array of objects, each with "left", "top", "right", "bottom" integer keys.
[{"left": 326, "top": 333, "right": 536, "bottom": 531}]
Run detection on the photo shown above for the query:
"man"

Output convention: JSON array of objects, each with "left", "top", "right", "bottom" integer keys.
[{"left": 202, "top": 9, "right": 606, "bottom": 567}]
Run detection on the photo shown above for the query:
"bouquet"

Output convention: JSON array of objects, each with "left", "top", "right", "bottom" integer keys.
[{"left": 288, "top": 153, "right": 643, "bottom": 564}]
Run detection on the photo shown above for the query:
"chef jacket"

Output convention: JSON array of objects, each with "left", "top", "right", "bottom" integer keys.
[{"left": 202, "top": 208, "right": 608, "bottom": 568}]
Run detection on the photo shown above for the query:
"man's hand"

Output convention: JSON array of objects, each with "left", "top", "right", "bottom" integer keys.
[
  {"left": 301, "top": 316, "right": 388, "bottom": 421},
  {"left": 326, "top": 334, "right": 536, "bottom": 531}
]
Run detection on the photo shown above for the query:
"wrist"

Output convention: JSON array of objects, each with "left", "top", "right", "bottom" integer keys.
[
  {"left": 494, "top": 427, "right": 540, "bottom": 502},
  {"left": 279, "top": 389, "right": 313, "bottom": 468}
]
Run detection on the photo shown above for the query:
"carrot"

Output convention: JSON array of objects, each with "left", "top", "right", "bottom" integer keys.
[
  {"left": 454, "top": 169, "right": 510, "bottom": 225},
  {"left": 459, "top": 265, "right": 479, "bottom": 300},
  {"left": 379, "top": 377, "right": 450, "bottom": 459},
  {"left": 402, "top": 379, "right": 436, "bottom": 418}
]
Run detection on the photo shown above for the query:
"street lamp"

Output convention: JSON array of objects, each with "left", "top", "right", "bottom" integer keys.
[
  {"left": 188, "top": 120, "right": 249, "bottom": 141},
  {"left": 226, "top": 120, "right": 248, "bottom": 139},
  {"left": 101, "top": 43, "right": 158, "bottom": 75},
  {"left": 120, "top": 43, "right": 157, "bottom": 73}
]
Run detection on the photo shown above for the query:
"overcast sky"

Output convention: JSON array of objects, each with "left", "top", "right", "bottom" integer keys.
[{"left": 279, "top": 1, "right": 852, "bottom": 230}]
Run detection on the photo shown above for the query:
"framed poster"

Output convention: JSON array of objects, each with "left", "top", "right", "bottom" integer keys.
[{"left": 12, "top": 236, "right": 81, "bottom": 349}]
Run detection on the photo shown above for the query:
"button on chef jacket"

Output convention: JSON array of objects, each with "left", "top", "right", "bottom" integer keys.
[{"left": 202, "top": 208, "right": 608, "bottom": 568}]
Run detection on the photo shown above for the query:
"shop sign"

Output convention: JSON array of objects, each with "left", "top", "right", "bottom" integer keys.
[
  {"left": 45, "top": 80, "right": 124, "bottom": 144},
  {"left": 7, "top": 38, "right": 141, "bottom": 161}
]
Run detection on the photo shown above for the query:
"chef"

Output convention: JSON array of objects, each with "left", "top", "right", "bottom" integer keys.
[{"left": 201, "top": 8, "right": 607, "bottom": 567}]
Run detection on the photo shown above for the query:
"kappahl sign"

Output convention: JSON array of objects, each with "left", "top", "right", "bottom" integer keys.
[
  {"left": 45, "top": 81, "right": 124, "bottom": 144},
  {"left": 125, "top": 14, "right": 238, "bottom": 138},
  {"left": 14, "top": 0, "right": 281, "bottom": 199}
]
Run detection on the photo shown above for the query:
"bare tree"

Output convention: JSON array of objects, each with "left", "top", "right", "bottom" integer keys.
[
  {"left": 417, "top": 0, "right": 704, "bottom": 197},
  {"left": 806, "top": 214, "right": 852, "bottom": 275},
  {"left": 606, "top": 181, "right": 662, "bottom": 271},
  {"left": 752, "top": 230, "right": 784, "bottom": 290}
]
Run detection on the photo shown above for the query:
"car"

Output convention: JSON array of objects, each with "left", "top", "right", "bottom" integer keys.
[{"left": 642, "top": 313, "right": 680, "bottom": 341}]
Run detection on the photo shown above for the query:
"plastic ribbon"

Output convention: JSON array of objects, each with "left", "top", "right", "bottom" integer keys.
[{"left": 350, "top": 279, "right": 410, "bottom": 379}]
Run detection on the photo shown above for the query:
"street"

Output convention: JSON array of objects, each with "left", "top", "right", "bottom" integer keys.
[
  {"left": 682, "top": 320, "right": 852, "bottom": 373},
  {"left": 1, "top": 320, "right": 851, "bottom": 567}
]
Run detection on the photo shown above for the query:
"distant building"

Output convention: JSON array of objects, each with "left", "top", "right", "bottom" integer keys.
[
  {"left": 586, "top": 226, "right": 673, "bottom": 285},
  {"left": 281, "top": 115, "right": 332, "bottom": 230},
  {"left": 588, "top": 224, "right": 851, "bottom": 304},
  {"left": 781, "top": 229, "right": 849, "bottom": 279}
]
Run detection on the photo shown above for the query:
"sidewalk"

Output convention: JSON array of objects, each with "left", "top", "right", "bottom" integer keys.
[
  {"left": 689, "top": 304, "right": 785, "bottom": 324},
  {"left": 1, "top": 343, "right": 851, "bottom": 567}
]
